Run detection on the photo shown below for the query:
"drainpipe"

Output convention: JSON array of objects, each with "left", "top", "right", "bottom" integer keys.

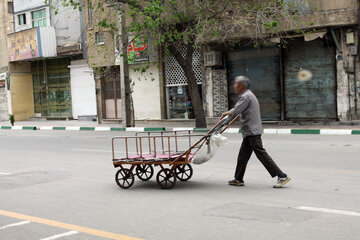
[{"left": 330, "top": 29, "right": 342, "bottom": 52}]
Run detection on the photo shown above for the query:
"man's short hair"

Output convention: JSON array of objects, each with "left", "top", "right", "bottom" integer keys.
[{"left": 235, "top": 76, "right": 250, "bottom": 89}]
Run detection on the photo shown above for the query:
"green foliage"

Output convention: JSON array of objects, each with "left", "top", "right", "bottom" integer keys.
[{"left": 9, "top": 114, "right": 15, "bottom": 126}]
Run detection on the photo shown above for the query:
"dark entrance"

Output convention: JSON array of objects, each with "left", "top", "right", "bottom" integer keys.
[{"left": 227, "top": 48, "right": 281, "bottom": 120}]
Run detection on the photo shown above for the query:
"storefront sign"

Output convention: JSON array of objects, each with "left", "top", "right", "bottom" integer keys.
[
  {"left": 8, "top": 28, "right": 40, "bottom": 61},
  {"left": 127, "top": 37, "right": 149, "bottom": 64},
  {"left": 7, "top": 27, "right": 57, "bottom": 62}
]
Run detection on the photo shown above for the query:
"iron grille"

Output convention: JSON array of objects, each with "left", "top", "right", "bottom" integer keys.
[{"left": 164, "top": 44, "right": 202, "bottom": 86}]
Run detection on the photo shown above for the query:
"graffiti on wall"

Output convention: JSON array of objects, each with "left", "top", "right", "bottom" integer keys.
[{"left": 8, "top": 28, "right": 40, "bottom": 62}]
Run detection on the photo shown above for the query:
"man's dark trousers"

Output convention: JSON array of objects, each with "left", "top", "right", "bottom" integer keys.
[{"left": 235, "top": 135, "right": 282, "bottom": 181}]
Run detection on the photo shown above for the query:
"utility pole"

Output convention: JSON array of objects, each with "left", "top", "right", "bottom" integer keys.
[{"left": 118, "top": 6, "right": 132, "bottom": 127}]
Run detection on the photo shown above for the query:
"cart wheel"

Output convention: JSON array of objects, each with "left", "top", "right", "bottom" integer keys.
[
  {"left": 136, "top": 164, "right": 154, "bottom": 181},
  {"left": 115, "top": 168, "right": 134, "bottom": 189},
  {"left": 156, "top": 168, "right": 176, "bottom": 189},
  {"left": 175, "top": 164, "right": 193, "bottom": 181}
]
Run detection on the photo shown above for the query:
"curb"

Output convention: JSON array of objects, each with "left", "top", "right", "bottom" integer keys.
[
  {"left": 1, "top": 126, "right": 360, "bottom": 135},
  {"left": 1, "top": 126, "right": 36, "bottom": 130}
]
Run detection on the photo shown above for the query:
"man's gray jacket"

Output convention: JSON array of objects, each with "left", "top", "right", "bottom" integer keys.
[{"left": 230, "top": 89, "right": 263, "bottom": 137}]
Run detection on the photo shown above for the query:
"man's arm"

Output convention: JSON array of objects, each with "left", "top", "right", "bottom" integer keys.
[{"left": 220, "top": 95, "right": 249, "bottom": 119}]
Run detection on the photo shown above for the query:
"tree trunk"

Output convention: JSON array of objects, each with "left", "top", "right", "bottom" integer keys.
[{"left": 168, "top": 43, "right": 207, "bottom": 128}]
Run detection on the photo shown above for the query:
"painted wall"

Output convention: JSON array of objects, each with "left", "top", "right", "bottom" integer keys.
[
  {"left": 50, "top": 1, "right": 82, "bottom": 47},
  {"left": 10, "top": 74, "right": 34, "bottom": 121},
  {"left": 69, "top": 60, "right": 97, "bottom": 119},
  {"left": 130, "top": 63, "right": 162, "bottom": 120}
]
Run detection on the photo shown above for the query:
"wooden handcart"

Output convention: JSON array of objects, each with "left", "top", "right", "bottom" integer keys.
[{"left": 112, "top": 116, "right": 238, "bottom": 189}]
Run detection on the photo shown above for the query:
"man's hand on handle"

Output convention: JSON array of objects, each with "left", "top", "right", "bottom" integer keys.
[{"left": 220, "top": 111, "right": 232, "bottom": 120}]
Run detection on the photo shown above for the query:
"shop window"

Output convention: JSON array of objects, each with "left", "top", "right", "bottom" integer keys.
[
  {"left": 32, "top": 9, "right": 47, "bottom": 27},
  {"left": 167, "top": 85, "right": 202, "bottom": 119},
  {"left": 18, "top": 14, "right": 26, "bottom": 25},
  {"left": 96, "top": 32, "right": 105, "bottom": 45}
]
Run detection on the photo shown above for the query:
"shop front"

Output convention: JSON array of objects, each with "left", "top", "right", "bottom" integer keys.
[
  {"left": 226, "top": 47, "right": 282, "bottom": 120},
  {"left": 32, "top": 58, "right": 72, "bottom": 118},
  {"left": 164, "top": 45, "right": 203, "bottom": 119},
  {"left": 284, "top": 37, "right": 337, "bottom": 120}
]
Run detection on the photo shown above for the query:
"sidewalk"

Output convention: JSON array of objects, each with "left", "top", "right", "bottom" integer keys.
[{"left": 0, "top": 119, "right": 359, "bottom": 135}]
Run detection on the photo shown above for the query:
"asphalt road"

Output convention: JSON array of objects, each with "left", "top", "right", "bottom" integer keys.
[{"left": 0, "top": 130, "right": 359, "bottom": 240}]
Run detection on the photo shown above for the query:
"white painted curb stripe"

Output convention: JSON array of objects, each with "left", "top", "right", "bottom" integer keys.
[
  {"left": 126, "top": 127, "right": 145, "bottom": 132},
  {"left": 65, "top": 126, "right": 80, "bottom": 131},
  {"left": 95, "top": 127, "right": 111, "bottom": 131},
  {"left": 320, "top": 129, "right": 352, "bottom": 135},
  {"left": 173, "top": 128, "right": 194, "bottom": 131},
  {"left": 295, "top": 206, "right": 360, "bottom": 217},
  {"left": 0, "top": 221, "right": 30, "bottom": 230},
  {"left": 224, "top": 128, "right": 239, "bottom": 133},
  {"left": 263, "top": 129, "right": 277, "bottom": 134},
  {"left": 39, "top": 126, "right": 54, "bottom": 131},
  {"left": 11, "top": 126, "right": 23, "bottom": 130},
  {"left": 277, "top": 129, "right": 292, "bottom": 134},
  {"left": 40, "top": 231, "right": 78, "bottom": 240}
]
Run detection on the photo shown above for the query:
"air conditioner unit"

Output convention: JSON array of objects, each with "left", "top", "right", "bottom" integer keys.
[{"left": 204, "top": 51, "right": 222, "bottom": 67}]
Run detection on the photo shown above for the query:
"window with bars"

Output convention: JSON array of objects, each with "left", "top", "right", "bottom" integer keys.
[{"left": 32, "top": 9, "right": 47, "bottom": 27}]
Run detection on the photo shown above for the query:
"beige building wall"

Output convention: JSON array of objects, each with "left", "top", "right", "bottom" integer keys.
[
  {"left": 84, "top": 0, "right": 118, "bottom": 68},
  {"left": 0, "top": 0, "right": 13, "bottom": 70},
  {"left": 10, "top": 74, "right": 34, "bottom": 121}
]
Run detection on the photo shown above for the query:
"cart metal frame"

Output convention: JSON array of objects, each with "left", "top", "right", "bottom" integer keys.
[{"left": 112, "top": 115, "right": 238, "bottom": 189}]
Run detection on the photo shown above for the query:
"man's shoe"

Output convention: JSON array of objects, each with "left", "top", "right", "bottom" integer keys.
[
  {"left": 273, "top": 177, "right": 291, "bottom": 188},
  {"left": 228, "top": 179, "right": 244, "bottom": 186}
]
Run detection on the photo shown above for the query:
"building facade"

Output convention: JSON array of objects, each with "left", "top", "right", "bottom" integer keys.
[
  {"left": 5, "top": 0, "right": 96, "bottom": 121},
  {"left": 204, "top": 0, "right": 360, "bottom": 122},
  {"left": 85, "top": 0, "right": 163, "bottom": 123},
  {"left": 0, "top": 0, "right": 13, "bottom": 121}
]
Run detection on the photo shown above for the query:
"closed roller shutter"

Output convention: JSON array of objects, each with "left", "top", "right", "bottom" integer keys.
[
  {"left": 284, "top": 38, "right": 336, "bottom": 120},
  {"left": 227, "top": 48, "right": 281, "bottom": 120}
]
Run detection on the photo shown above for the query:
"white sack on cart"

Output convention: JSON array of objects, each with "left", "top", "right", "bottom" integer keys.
[{"left": 192, "top": 134, "right": 228, "bottom": 164}]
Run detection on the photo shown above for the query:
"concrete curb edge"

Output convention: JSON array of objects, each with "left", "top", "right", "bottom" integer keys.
[{"left": 1, "top": 126, "right": 360, "bottom": 135}]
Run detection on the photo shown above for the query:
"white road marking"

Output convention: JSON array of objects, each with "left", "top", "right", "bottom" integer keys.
[
  {"left": 320, "top": 129, "right": 352, "bottom": 135},
  {"left": 277, "top": 129, "right": 291, "bottom": 134},
  {"left": 295, "top": 206, "right": 360, "bottom": 217},
  {"left": 65, "top": 126, "right": 80, "bottom": 131},
  {"left": 95, "top": 127, "right": 111, "bottom": 131},
  {"left": 0, "top": 221, "right": 30, "bottom": 230},
  {"left": 39, "top": 126, "right": 54, "bottom": 131},
  {"left": 40, "top": 231, "right": 79, "bottom": 240},
  {"left": 126, "top": 127, "right": 145, "bottom": 132},
  {"left": 0, "top": 172, "right": 11, "bottom": 175},
  {"left": 263, "top": 129, "right": 278, "bottom": 134}
]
